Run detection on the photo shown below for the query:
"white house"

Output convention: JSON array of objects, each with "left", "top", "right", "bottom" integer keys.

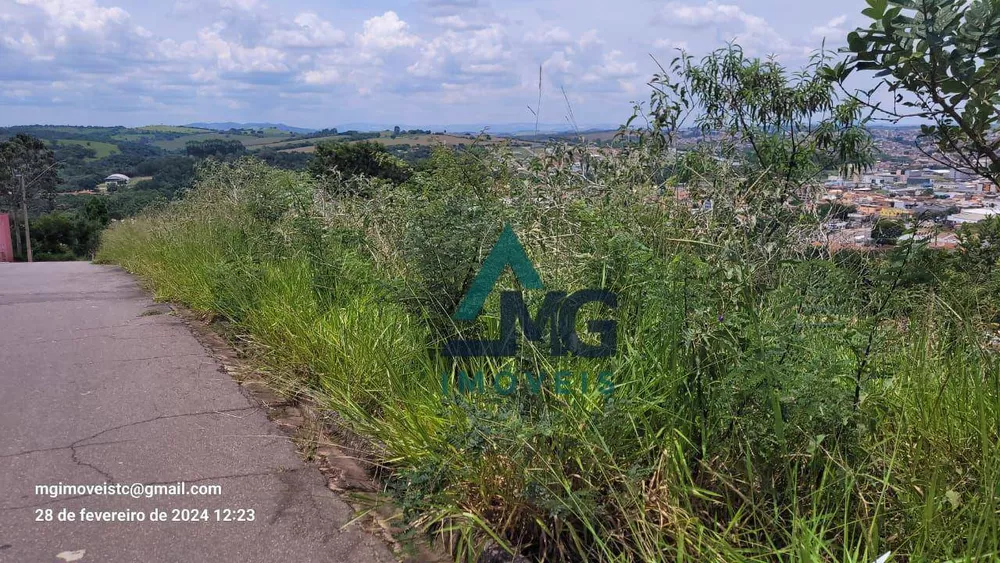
[
  {"left": 947, "top": 207, "right": 999, "bottom": 225},
  {"left": 104, "top": 174, "right": 130, "bottom": 188}
]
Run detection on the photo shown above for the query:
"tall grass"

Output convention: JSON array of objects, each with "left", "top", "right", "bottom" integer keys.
[{"left": 98, "top": 148, "right": 1000, "bottom": 562}]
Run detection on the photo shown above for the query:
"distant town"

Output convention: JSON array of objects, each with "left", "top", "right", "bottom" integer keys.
[{"left": 803, "top": 126, "right": 996, "bottom": 250}]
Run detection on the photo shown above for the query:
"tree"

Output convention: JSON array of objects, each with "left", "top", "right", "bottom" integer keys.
[
  {"left": 0, "top": 134, "right": 59, "bottom": 259},
  {"left": 957, "top": 215, "right": 1000, "bottom": 273},
  {"left": 828, "top": 0, "right": 1000, "bottom": 184},
  {"left": 106, "top": 190, "right": 166, "bottom": 220},
  {"left": 640, "top": 44, "right": 873, "bottom": 249},
  {"left": 29, "top": 213, "right": 78, "bottom": 260},
  {"left": 872, "top": 218, "right": 905, "bottom": 244},
  {"left": 818, "top": 202, "right": 859, "bottom": 221},
  {"left": 618, "top": 45, "right": 877, "bottom": 463},
  {"left": 0, "top": 134, "right": 59, "bottom": 213},
  {"left": 185, "top": 139, "right": 246, "bottom": 159},
  {"left": 392, "top": 125, "right": 401, "bottom": 139},
  {"left": 309, "top": 140, "right": 412, "bottom": 185},
  {"left": 133, "top": 156, "right": 196, "bottom": 198},
  {"left": 255, "top": 148, "right": 313, "bottom": 171},
  {"left": 83, "top": 197, "right": 110, "bottom": 227}
]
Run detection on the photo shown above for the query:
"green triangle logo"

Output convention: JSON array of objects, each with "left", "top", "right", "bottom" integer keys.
[{"left": 453, "top": 224, "right": 543, "bottom": 321}]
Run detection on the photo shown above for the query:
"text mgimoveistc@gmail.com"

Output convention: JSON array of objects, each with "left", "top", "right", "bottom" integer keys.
[{"left": 35, "top": 482, "right": 222, "bottom": 499}]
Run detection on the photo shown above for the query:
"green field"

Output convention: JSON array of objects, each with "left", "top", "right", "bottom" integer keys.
[
  {"left": 256, "top": 135, "right": 344, "bottom": 152},
  {"left": 53, "top": 139, "right": 120, "bottom": 159},
  {"left": 240, "top": 133, "right": 295, "bottom": 147},
  {"left": 275, "top": 133, "right": 500, "bottom": 153},
  {"left": 151, "top": 132, "right": 291, "bottom": 151},
  {"left": 42, "top": 126, "right": 106, "bottom": 134},
  {"left": 150, "top": 133, "right": 231, "bottom": 151},
  {"left": 91, "top": 126, "right": 295, "bottom": 151},
  {"left": 134, "top": 125, "right": 212, "bottom": 134}
]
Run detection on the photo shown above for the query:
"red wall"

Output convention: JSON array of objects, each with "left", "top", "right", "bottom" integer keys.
[{"left": 0, "top": 213, "right": 12, "bottom": 262}]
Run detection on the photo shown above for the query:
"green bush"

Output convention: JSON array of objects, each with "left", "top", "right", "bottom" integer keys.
[
  {"left": 29, "top": 208, "right": 105, "bottom": 260},
  {"left": 872, "top": 218, "right": 905, "bottom": 245},
  {"left": 310, "top": 140, "right": 412, "bottom": 189}
]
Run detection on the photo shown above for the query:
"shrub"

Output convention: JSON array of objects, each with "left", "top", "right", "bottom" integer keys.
[{"left": 310, "top": 140, "right": 412, "bottom": 189}]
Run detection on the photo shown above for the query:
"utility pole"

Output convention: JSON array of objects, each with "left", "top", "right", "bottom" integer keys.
[
  {"left": 19, "top": 174, "right": 32, "bottom": 263},
  {"left": 12, "top": 159, "right": 61, "bottom": 263}
]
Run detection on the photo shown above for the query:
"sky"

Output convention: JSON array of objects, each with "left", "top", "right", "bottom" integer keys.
[{"left": 0, "top": 0, "right": 869, "bottom": 129}]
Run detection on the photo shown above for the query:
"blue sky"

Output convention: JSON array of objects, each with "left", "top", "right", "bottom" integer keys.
[{"left": 0, "top": 0, "right": 868, "bottom": 128}]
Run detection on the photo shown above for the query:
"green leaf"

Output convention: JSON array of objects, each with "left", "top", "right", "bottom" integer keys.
[
  {"left": 945, "top": 489, "right": 961, "bottom": 510},
  {"left": 866, "top": 0, "right": 889, "bottom": 14},
  {"left": 847, "top": 31, "right": 865, "bottom": 52},
  {"left": 939, "top": 78, "right": 966, "bottom": 94},
  {"left": 863, "top": 7, "right": 884, "bottom": 20}
]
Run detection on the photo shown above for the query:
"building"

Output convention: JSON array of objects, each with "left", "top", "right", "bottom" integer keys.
[
  {"left": 104, "top": 174, "right": 130, "bottom": 188},
  {"left": 947, "top": 208, "right": 1000, "bottom": 225},
  {"left": 879, "top": 207, "right": 912, "bottom": 219},
  {"left": 861, "top": 173, "right": 899, "bottom": 187},
  {"left": 898, "top": 231, "right": 960, "bottom": 249}
]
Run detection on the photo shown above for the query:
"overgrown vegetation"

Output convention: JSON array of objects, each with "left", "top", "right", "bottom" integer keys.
[
  {"left": 1, "top": 123, "right": 485, "bottom": 249},
  {"left": 30, "top": 197, "right": 109, "bottom": 260},
  {"left": 97, "top": 41, "right": 1000, "bottom": 562}
]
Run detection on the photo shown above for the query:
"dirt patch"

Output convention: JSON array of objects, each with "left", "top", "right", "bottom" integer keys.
[{"left": 139, "top": 303, "right": 173, "bottom": 317}]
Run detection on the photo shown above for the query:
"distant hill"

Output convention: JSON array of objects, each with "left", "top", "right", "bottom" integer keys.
[
  {"left": 186, "top": 122, "right": 317, "bottom": 134},
  {"left": 174, "top": 121, "right": 623, "bottom": 136},
  {"left": 332, "top": 122, "right": 620, "bottom": 135}
]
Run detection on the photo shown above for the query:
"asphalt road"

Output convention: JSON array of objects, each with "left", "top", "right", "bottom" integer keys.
[{"left": 0, "top": 262, "right": 395, "bottom": 563}]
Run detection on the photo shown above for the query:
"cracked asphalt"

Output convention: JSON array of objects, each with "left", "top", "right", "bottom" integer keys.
[{"left": 0, "top": 262, "right": 396, "bottom": 563}]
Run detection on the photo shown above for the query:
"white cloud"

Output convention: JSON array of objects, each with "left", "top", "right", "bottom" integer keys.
[
  {"left": 268, "top": 12, "right": 346, "bottom": 48},
  {"left": 653, "top": 38, "right": 688, "bottom": 50},
  {"left": 189, "top": 67, "right": 218, "bottom": 83},
  {"left": 172, "top": 0, "right": 260, "bottom": 17},
  {"left": 544, "top": 49, "right": 572, "bottom": 73},
  {"left": 811, "top": 15, "right": 848, "bottom": 38},
  {"left": 659, "top": 1, "right": 809, "bottom": 58},
  {"left": 619, "top": 79, "right": 639, "bottom": 94},
  {"left": 218, "top": 0, "right": 261, "bottom": 9},
  {"left": 577, "top": 29, "right": 602, "bottom": 49},
  {"left": 2, "top": 0, "right": 166, "bottom": 72},
  {"left": 15, "top": 0, "right": 129, "bottom": 35},
  {"left": 2, "top": 30, "right": 42, "bottom": 58},
  {"left": 408, "top": 24, "right": 510, "bottom": 79},
  {"left": 525, "top": 26, "right": 573, "bottom": 46},
  {"left": 358, "top": 11, "right": 419, "bottom": 50},
  {"left": 583, "top": 49, "right": 638, "bottom": 82},
  {"left": 433, "top": 15, "right": 479, "bottom": 30},
  {"left": 421, "top": 0, "right": 483, "bottom": 15},
  {"left": 195, "top": 23, "right": 289, "bottom": 73},
  {"left": 661, "top": 1, "right": 745, "bottom": 27},
  {"left": 302, "top": 68, "right": 341, "bottom": 85},
  {"left": 461, "top": 62, "right": 505, "bottom": 75},
  {"left": 0, "top": 0, "right": 864, "bottom": 127}
]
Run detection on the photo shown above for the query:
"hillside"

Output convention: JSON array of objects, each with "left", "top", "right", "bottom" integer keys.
[
  {"left": 276, "top": 132, "right": 521, "bottom": 153},
  {"left": 186, "top": 122, "right": 317, "bottom": 134}
]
